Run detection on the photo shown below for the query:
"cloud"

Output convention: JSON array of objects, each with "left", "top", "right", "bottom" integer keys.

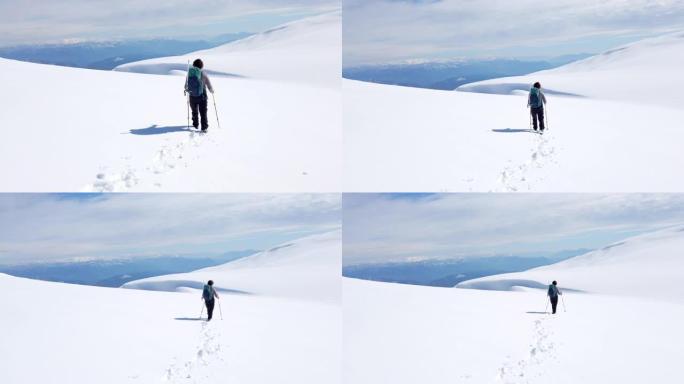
[
  {"left": 0, "top": 0, "right": 338, "bottom": 45},
  {"left": 342, "top": 194, "right": 684, "bottom": 265},
  {"left": 0, "top": 194, "right": 340, "bottom": 264},
  {"left": 343, "top": 0, "right": 684, "bottom": 65}
]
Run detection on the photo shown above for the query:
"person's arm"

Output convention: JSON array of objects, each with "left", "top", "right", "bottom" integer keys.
[
  {"left": 527, "top": 92, "right": 531, "bottom": 107},
  {"left": 542, "top": 92, "right": 547, "bottom": 105},
  {"left": 203, "top": 72, "right": 214, "bottom": 93},
  {"left": 214, "top": 288, "right": 220, "bottom": 299}
]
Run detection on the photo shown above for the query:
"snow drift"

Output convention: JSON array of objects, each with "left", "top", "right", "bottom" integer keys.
[
  {"left": 457, "top": 226, "right": 684, "bottom": 303},
  {"left": 458, "top": 31, "right": 684, "bottom": 107},
  {"left": 116, "top": 12, "right": 341, "bottom": 89},
  {"left": 124, "top": 230, "right": 341, "bottom": 304},
  {"left": 0, "top": 12, "right": 341, "bottom": 192}
]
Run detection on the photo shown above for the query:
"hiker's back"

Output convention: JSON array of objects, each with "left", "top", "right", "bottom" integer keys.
[
  {"left": 187, "top": 67, "right": 205, "bottom": 97},
  {"left": 548, "top": 284, "right": 557, "bottom": 298},
  {"left": 529, "top": 88, "right": 542, "bottom": 108},
  {"left": 202, "top": 284, "right": 214, "bottom": 300}
]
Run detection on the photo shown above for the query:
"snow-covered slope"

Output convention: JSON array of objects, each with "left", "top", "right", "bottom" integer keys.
[
  {"left": 458, "top": 31, "right": 684, "bottom": 107},
  {"left": 0, "top": 231, "right": 341, "bottom": 384},
  {"left": 124, "top": 230, "right": 341, "bottom": 304},
  {"left": 345, "top": 227, "right": 684, "bottom": 383},
  {"left": 0, "top": 12, "right": 341, "bottom": 192},
  {"left": 457, "top": 226, "right": 684, "bottom": 303},
  {"left": 116, "top": 12, "right": 341, "bottom": 89},
  {"left": 344, "top": 32, "right": 684, "bottom": 192}
]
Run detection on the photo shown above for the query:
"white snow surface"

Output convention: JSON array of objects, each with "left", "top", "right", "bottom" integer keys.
[
  {"left": 0, "top": 12, "right": 341, "bottom": 192},
  {"left": 344, "top": 32, "right": 684, "bottom": 192},
  {"left": 345, "top": 227, "right": 684, "bottom": 383},
  {"left": 124, "top": 230, "right": 341, "bottom": 304},
  {"left": 0, "top": 231, "right": 341, "bottom": 384}
]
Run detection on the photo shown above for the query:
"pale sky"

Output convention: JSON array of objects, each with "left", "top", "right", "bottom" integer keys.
[
  {"left": 0, "top": 0, "right": 338, "bottom": 46},
  {"left": 0, "top": 194, "right": 340, "bottom": 265},
  {"left": 344, "top": 0, "right": 684, "bottom": 66},
  {"left": 343, "top": 194, "right": 684, "bottom": 265}
]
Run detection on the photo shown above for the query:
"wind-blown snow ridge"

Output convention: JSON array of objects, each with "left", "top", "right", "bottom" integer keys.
[
  {"left": 124, "top": 230, "right": 341, "bottom": 304},
  {"left": 458, "top": 31, "right": 684, "bottom": 107},
  {"left": 115, "top": 12, "right": 341, "bottom": 88},
  {"left": 457, "top": 226, "right": 684, "bottom": 303}
]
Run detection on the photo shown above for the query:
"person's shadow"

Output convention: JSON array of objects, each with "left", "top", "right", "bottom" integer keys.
[
  {"left": 492, "top": 128, "right": 538, "bottom": 134},
  {"left": 128, "top": 124, "right": 195, "bottom": 135},
  {"left": 174, "top": 317, "right": 205, "bottom": 321},
  {"left": 525, "top": 311, "right": 549, "bottom": 315}
]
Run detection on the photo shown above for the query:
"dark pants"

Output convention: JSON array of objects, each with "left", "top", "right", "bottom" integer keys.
[
  {"left": 189, "top": 94, "right": 209, "bottom": 130},
  {"left": 550, "top": 296, "right": 558, "bottom": 314},
  {"left": 531, "top": 106, "right": 545, "bottom": 131},
  {"left": 205, "top": 298, "right": 215, "bottom": 320}
]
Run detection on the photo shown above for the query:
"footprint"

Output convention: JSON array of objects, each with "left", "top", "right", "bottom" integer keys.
[
  {"left": 494, "top": 133, "right": 557, "bottom": 192},
  {"left": 162, "top": 322, "right": 223, "bottom": 383}
]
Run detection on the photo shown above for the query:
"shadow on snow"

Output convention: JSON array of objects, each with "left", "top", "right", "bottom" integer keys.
[{"left": 128, "top": 124, "right": 196, "bottom": 135}]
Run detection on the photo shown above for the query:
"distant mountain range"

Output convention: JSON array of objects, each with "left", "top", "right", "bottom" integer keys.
[
  {"left": 0, "top": 34, "right": 252, "bottom": 70},
  {"left": 0, "top": 250, "right": 258, "bottom": 287},
  {"left": 343, "top": 54, "right": 592, "bottom": 90},
  {"left": 343, "top": 249, "right": 591, "bottom": 287}
]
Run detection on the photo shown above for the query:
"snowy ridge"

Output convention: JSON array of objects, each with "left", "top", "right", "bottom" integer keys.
[
  {"left": 457, "top": 31, "right": 684, "bottom": 107},
  {"left": 457, "top": 226, "right": 684, "bottom": 303},
  {"left": 115, "top": 12, "right": 341, "bottom": 88},
  {"left": 124, "top": 230, "right": 341, "bottom": 304}
]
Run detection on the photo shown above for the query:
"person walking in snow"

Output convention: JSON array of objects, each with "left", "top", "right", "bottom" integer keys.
[
  {"left": 185, "top": 58, "right": 214, "bottom": 132},
  {"left": 528, "top": 82, "right": 547, "bottom": 132},
  {"left": 548, "top": 280, "right": 562, "bottom": 314},
  {"left": 202, "top": 280, "right": 220, "bottom": 321}
]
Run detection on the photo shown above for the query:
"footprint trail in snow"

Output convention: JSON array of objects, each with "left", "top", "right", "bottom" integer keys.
[
  {"left": 163, "top": 322, "right": 223, "bottom": 383},
  {"left": 496, "top": 316, "right": 557, "bottom": 384},
  {"left": 495, "top": 133, "right": 557, "bottom": 192},
  {"left": 88, "top": 130, "right": 217, "bottom": 192}
]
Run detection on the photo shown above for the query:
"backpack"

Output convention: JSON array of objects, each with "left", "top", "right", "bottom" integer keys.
[
  {"left": 202, "top": 285, "right": 214, "bottom": 300},
  {"left": 187, "top": 67, "right": 204, "bottom": 97},
  {"left": 548, "top": 285, "right": 557, "bottom": 298},
  {"left": 529, "top": 88, "right": 542, "bottom": 108}
]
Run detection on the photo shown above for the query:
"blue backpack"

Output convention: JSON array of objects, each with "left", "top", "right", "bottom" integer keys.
[
  {"left": 529, "top": 88, "right": 542, "bottom": 108},
  {"left": 187, "top": 67, "right": 204, "bottom": 97},
  {"left": 202, "top": 285, "right": 214, "bottom": 300}
]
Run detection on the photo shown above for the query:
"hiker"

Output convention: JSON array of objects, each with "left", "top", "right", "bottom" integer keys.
[
  {"left": 547, "top": 280, "right": 562, "bottom": 314},
  {"left": 527, "top": 82, "right": 547, "bottom": 132},
  {"left": 202, "top": 280, "right": 220, "bottom": 321},
  {"left": 185, "top": 58, "right": 214, "bottom": 132}
]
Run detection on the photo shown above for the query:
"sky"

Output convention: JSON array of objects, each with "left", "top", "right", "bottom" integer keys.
[
  {"left": 0, "top": 0, "right": 338, "bottom": 46},
  {"left": 343, "top": 194, "right": 684, "bottom": 265},
  {"left": 0, "top": 194, "right": 340, "bottom": 265},
  {"left": 343, "top": 0, "right": 684, "bottom": 66}
]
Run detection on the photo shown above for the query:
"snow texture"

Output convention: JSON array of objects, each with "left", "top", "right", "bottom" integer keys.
[
  {"left": 345, "top": 227, "right": 684, "bottom": 383},
  {"left": 344, "top": 31, "right": 684, "bottom": 192},
  {"left": 0, "top": 231, "right": 341, "bottom": 384},
  {"left": 0, "top": 12, "right": 341, "bottom": 192}
]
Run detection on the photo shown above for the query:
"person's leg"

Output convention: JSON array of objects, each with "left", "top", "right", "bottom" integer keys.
[
  {"left": 206, "top": 299, "right": 214, "bottom": 320},
  {"left": 539, "top": 106, "right": 545, "bottom": 131},
  {"left": 199, "top": 95, "right": 209, "bottom": 131},
  {"left": 551, "top": 297, "right": 558, "bottom": 314},
  {"left": 190, "top": 97, "right": 200, "bottom": 129},
  {"left": 531, "top": 108, "right": 539, "bottom": 130}
]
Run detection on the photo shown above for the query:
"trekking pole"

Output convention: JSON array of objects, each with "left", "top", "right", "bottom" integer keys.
[
  {"left": 545, "top": 105, "right": 549, "bottom": 131},
  {"left": 185, "top": 60, "right": 191, "bottom": 129},
  {"left": 544, "top": 299, "right": 549, "bottom": 314},
  {"left": 212, "top": 92, "right": 221, "bottom": 130},
  {"left": 217, "top": 298, "right": 224, "bottom": 320},
  {"left": 199, "top": 301, "right": 204, "bottom": 319},
  {"left": 561, "top": 295, "right": 567, "bottom": 312}
]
